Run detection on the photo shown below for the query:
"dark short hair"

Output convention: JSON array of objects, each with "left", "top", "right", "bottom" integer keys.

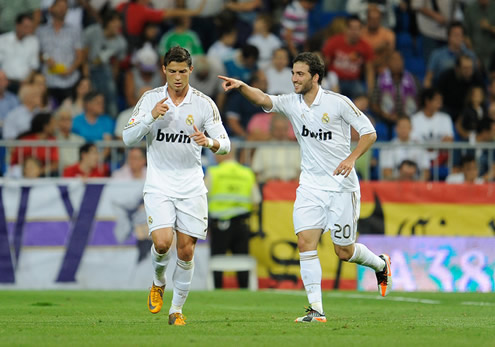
[
  {"left": 102, "top": 10, "right": 121, "bottom": 28},
  {"left": 420, "top": 88, "right": 440, "bottom": 108},
  {"left": 16, "top": 12, "right": 32, "bottom": 24},
  {"left": 448, "top": 21, "right": 464, "bottom": 37},
  {"left": 79, "top": 143, "right": 96, "bottom": 160},
  {"left": 346, "top": 14, "right": 361, "bottom": 26},
  {"left": 241, "top": 44, "right": 259, "bottom": 60},
  {"left": 293, "top": 52, "right": 325, "bottom": 84},
  {"left": 163, "top": 46, "right": 192, "bottom": 67},
  {"left": 83, "top": 90, "right": 103, "bottom": 104},
  {"left": 399, "top": 159, "right": 418, "bottom": 170},
  {"left": 460, "top": 154, "right": 476, "bottom": 167}
]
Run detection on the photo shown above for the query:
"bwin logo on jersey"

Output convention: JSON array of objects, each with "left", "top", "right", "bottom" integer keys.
[
  {"left": 156, "top": 129, "right": 191, "bottom": 143},
  {"left": 301, "top": 125, "right": 332, "bottom": 141}
]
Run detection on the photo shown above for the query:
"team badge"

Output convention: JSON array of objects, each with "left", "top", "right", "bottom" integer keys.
[
  {"left": 148, "top": 216, "right": 153, "bottom": 225},
  {"left": 322, "top": 113, "right": 329, "bottom": 124},
  {"left": 186, "top": 114, "right": 194, "bottom": 125}
]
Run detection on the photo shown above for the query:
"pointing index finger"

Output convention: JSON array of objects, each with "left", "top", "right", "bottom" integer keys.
[
  {"left": 159, "top": 97, "right": 168, "bottom": 103},
  {"left": 193, "top": 124, "right": 199, "bottom": 133},
  {"left": 218, "top": 75, "right": 230, "bottom": 81}
]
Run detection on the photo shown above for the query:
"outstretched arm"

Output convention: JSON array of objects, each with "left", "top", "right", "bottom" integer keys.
[{"left": 218, "top": 75, "right": 273, "bottom": 110}]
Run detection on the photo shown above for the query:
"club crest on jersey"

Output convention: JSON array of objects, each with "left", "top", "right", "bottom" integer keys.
[
  {"left": 148, "top": 216, "right": 153, "bottom": 225},
  {"left": 322, "top": 113, "right": 329, "bottom": 124},
  {"left": 186, "top": 114, "right": 194, "bottom": 125}
]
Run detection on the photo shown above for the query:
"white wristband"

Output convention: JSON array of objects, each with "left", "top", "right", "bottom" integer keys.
[{"left": 206, "top": 138, "right": 214, "bottom": 148}]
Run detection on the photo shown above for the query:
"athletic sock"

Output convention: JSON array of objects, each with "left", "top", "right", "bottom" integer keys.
[
  {"left": 169, "top": 258, "right": 194, "bottom": 314},
  {"left": 151, "top": 245, "right": 171, "bottom": 287},
  {"left": 300, "top": 250, "right": 324, "bottom": 314},
  {"left": 348, "top": 243, "right": 386, "bottom": 272}
]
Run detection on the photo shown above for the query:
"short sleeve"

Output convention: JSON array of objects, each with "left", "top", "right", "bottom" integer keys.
[{"left": 339, "top": 96, "right": 375, "bottom": 135}]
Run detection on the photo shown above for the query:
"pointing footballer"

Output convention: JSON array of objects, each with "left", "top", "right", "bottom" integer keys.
[
  {"left": 219, "top": 52, "right": 391, "bottom": 323},
  {"left": 124, "top": 46, "right": 230, "bottom": 326}
]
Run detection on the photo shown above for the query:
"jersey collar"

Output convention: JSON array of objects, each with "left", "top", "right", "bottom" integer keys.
[
  {"left": 298, "top": 85, "right": 323, "bottom": 108},
  {"left": 164, "top": 83, "right": 193, "bottom": 105}
]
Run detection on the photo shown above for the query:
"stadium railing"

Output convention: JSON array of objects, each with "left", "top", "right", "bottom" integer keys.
[{"left": 0, "top": 140, "right": 493, "bottom": 181}]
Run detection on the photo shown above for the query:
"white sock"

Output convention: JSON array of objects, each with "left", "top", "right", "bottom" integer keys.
[
  {"left": 151, "top": 245, "right": 171, "bottom": 287},
  {"left": 170, "top": 258, "right": 194, "bottom": 314},
  {"left": 348, "top": 243, "right": 385, "bottom": 272},
  {"left": 300, "top": 250, "right": 323, "bottom": 314}
]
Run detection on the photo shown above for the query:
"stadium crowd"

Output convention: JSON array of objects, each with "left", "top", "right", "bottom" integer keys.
[{"left": 0, "top": 0, "right": 494, "bottom": 183}]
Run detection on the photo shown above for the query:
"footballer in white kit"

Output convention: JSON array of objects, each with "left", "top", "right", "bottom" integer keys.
[
  {"left": 123, "top": 46, "right": 230, "bottom": 326},
  {"left": 219, "top": 52, "right": 392, "bottom": 323}
]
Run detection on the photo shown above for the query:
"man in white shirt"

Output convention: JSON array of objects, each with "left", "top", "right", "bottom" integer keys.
[
  {"left": 0, "top": 13, "right": 40, "bottom": 93},
  {"left": 219, "top": 52, "right": 391, "bottom": 323},
  {"left": 380, "top": 116, "right": 430, "bottom": 181},
  {"left": 410, "top": 88, "right": 454, "bottom": 166},
  {"left": 123, "top": 46, "right": 230, "bottom": 326}
]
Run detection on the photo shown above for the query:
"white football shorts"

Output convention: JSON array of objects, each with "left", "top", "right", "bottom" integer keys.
[
  {"left": 143, "top": 192, "right": 208, "bottom": 240},
  {"left": 293, "top": 185, "right": 360, "bottom": 246}
]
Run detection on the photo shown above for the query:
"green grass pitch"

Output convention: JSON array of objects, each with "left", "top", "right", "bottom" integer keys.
[{"left": 0, "top": 290, "right": 494, "bottom": 346}]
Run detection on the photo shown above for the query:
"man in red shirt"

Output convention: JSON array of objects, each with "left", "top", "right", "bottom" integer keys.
[
  {"left": 63, "top": 143, "right": 108, "bottom": 178},
  {"left": 322, "top": 15, "right": 375, "bottom": 99},
  {"left": 117, "top": 0, "right": 206, "bottom": 39}
]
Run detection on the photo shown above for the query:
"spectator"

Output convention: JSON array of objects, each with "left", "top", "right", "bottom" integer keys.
[
  {"left": 112, "top": 147, "right": 147, "bottom": 180},
  {"left": 27, "top": 71, "right": 55, "bottom": 112},
  {"left": 0, "top": 0, "right": 41, "bottom": 34},
  {"left": 251, "top": 114, "right": 301, "bottom": 183},
  {"left": 437, "top": 54, "right": 484, "bottom": 122},
  {"left": 84, "top": 10, "right": 127, "bottom": 118},
  {"left": 322, "top": 15, "right": 375, "bottom": 99},
  {"left": 446, "top": 154, "right": 485, "bottom": 184},
  {"left": 22, "top": 157, "right": 43, "bottom": 179},
  {"left": 397, "top": 159, "right": 420, "bottom": 181},
  {"left": 37, "top": 0, "right": 84, "bottom": 104},
  {"left": 456, "top": 86, "right": 488, "bottom": 142},
  {"left": 3, "top": 84, "right": 42, "bottom": 140},
  {"left": 206, "top": 148, "right": 260, "bottom": 289},
  {"left": 224, "top": 44, "right": 259, "bottom": 83},
  {"left": 54, "top": 107, "right": 85, "bottom": 169},
  {"left": 464, "top": 0, "right": 495, "bottom": 71},
  {"left": 346, "top": 0, "right": 398, "bottom": 28},
  {"left": 206, "top": 26, "right": 237, "bottom": 63},
  {"left": 280, "top": 0, "right": 318, "bottom": 57},
  {"left": 189, "top": 55, "right": 226, "bottom": 109},
  {"left": 361, "top": 4, "right": 396, "bottom": 73},
  {"left": 0, "top": 70, "right": 20, "bottom": 132},
  {"left": 60, "top": 77, "right": 91, "bottom": 118},
  {"left": 0, "top": 13, "right": 39, "bottom": 94},
  {"left": 371, "top": 51, "right": 420, "bottom": 139},
  {"left": 158, "top": 16, "right": 204, "bottom": 59},
  {"left": 63, "top": 143, "right": 108, "bottom": 178},
  {"left": 72, "top": 91, "right": 115, "bottom": 142},
  {"left": 10, "top": 112, "right": 58, "bottom": 176},
  {"left": 411, "top": 0, "right": 458, "bottom": 62},
  {"left": 225, "top": 69, "right": 267, "bottom": 139},
  {"left": 125, "top": 43, "right": 163, "bottom": 107},
  {"left": 224, "top": 0, "right": 263, "bottom": 43},
  {"left": 424, "top": 22, "right": 477, "bottom": 88},
  {"left": 410, "top": 88, "right": 454, "bottom": 171},
  {"left": 247, "top": 14, "right": 282, "bottom": 70},
  {"left": 117, "top": 0, "right": 206, "bottom": 51},
  {"left": 265, "top": 47, "right": 293, "bottom": 95},
  {"left": 379, "top": 116, "right": 430, "bottom": 181}
]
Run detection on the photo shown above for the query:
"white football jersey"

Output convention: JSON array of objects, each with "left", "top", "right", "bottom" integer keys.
[
  {"left": 123, "top": 84, "right": 229, "bottom": 198},
  {"left": 265, "top": 87, "right": 375, "bottom": 192}
]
